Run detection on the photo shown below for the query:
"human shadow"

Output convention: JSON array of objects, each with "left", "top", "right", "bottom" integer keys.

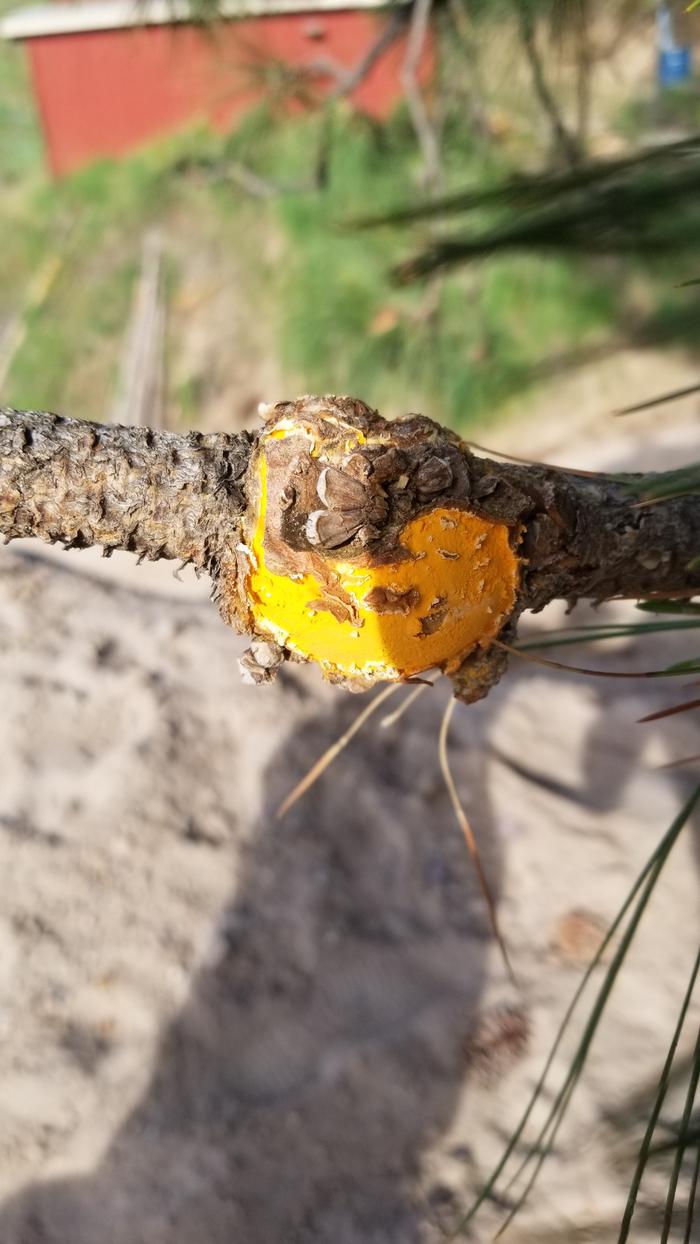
[
  {"left": 1, "top": 571, "right": 699, "bottom": 1244},
  {"left": 0, "top": 680, "right": 506, "bottom": 1244}
]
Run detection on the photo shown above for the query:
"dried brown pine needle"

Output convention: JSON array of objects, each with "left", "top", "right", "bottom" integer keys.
[
  {"left": 495, "top": 638, "right": 687, "bottom": 680},
  {"left": 379, "top": 682, "right": 429, "bottom": 729},
  {"left": 276, "top": 683, "right": 399, "bottom": 819},
  {"left": 438, "top": 695, "right": 516, "bottom": 985},
  {"left": 638, "top": 696, "right": 700, "bottom": 724}
]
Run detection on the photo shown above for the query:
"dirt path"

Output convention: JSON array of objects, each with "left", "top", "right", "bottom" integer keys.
[{"left": 0, "top": 358, "right": 698, "bottom": 1243}]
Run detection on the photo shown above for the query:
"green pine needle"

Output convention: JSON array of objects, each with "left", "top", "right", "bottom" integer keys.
[
  {"left": 611, "top": 464, "right": 700, "bottom": 505},
  {"left": 451, "top": 786, "right": 700, "bottom": 1239},
  {"left": 617, "top": 947, "right": 700, "bottom": 1242},
  {"left": 636, "top": 601, "right": 700, "bottom": 616},
  {"left": 517, "top": 619, "right": 700, "bottom": 653},
  {"left": 661, "top": 1023, "right": 700, "bottom": 1244}
]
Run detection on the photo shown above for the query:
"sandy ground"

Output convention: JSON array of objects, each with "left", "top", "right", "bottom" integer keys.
[{"left": 0, "top": 354, "right": 699, "bottom": 1243}]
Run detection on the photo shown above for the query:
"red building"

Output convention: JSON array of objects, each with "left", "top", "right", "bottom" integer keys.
[{"left": 1, "top": 0, "right": 432, "bottom": 177}]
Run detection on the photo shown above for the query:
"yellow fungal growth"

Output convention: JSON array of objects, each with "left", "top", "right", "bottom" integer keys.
[{"left": 244, "top": 417, "right": 520, "bottom": 684}]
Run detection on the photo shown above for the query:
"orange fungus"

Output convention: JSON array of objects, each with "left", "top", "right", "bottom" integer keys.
[{"left": 244, "top": 421, "right": 520, "bottom": 683}]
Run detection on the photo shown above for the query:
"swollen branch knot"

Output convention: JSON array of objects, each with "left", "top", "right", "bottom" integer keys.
[
  {"left": 223, "top": 396, "right": 522, "bottom": 698},
  {"left": 6, "top": 400, "right": 697, "bottom": 702}
]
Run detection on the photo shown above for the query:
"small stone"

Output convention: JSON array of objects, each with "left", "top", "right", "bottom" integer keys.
[{"left": 552, "top": 907, "right": 608, "bottom": 966}]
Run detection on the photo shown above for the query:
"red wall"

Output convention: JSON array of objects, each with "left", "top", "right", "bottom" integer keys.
[{"left": 25, "top": 10, "right": 433, "bottom": 176}]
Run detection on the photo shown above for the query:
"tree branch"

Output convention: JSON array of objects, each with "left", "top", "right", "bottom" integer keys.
[
  {"left": 0, "top": 407, "right": 251, "bottom": 570},
  {"left": 516, "top": 1, "right": 581, "bottom": 168},
  {"left": 401, "top": 0, "right": 442, "bottom": 189},
  {"left": 316, "top": 9, "right": 408, "bottom": 101},
  {"left": 1, "top": 400, "right": 698, "bottom": 700}
]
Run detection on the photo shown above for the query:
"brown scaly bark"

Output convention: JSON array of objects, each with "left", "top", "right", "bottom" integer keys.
[
  {"left": 1, "top": 398, "right": 698, "bottom": 702},
  {"left": 0, "top": 406, "right": 252, "bottom": 569}
]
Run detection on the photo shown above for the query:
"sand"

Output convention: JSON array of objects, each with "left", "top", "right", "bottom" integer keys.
[{"left": 0, "top": 357, "right": 699, "bottom": 1243}]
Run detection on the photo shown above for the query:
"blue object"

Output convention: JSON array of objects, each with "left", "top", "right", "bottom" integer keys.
[
  {"left": 657, "top": 4, "right": 693, "bottom": 88},
  {"left": 659, "top": 47, "right": 693, "bottom": 87}
]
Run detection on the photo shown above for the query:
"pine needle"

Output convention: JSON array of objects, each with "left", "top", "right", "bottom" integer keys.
[
  {"left": 517, "top": 619, "right": 700, "bottom": 652},
  {"left": 465, "top": 442, "right": 611, "bottom": 479},
  {"left": 614, "top": 382, "right": 700, "bottom": 416},
  {"left": 450, "top": 785, "right": 700, "bottom": 1240},
  {"left": 438, "top": 695, "right": 516, "bottom": 985},
  {"left": 638, "top": 696, "right": 700, "bottom": 724},
  {"left": 658, "top": 753, "right": 700, "bottom": 771},
  {"left": 637, "top": 598, "right": 700, "bottom": 613},
  {"left": 660, "top": 1021, "right": 700, "bottom": 1244},
  {"left": 276, "top": 682, "right": 400, "bottom": 819},
  {"left": 683, "top": 1138, "right": 700, "bottom": 1244},
  {"left": 495, "top": 638, "right": 700, "bottom": 680},
  {"left": 618, "top": 945, "right": 700, "bottom": 1242},
  {"left": 379, "top": 682, "right": 428, "bottom": 729},
  {"left": 492, "top": 791, "right": 700, "bottom": 1238}
]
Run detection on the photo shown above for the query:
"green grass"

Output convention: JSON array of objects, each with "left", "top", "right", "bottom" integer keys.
[
  {"left": 0, "top": 48, "right": 692, "bottom": 435},
  {"left": 0, "top": 130, "right": 219, "bottom": 416},
  {"left": 235, "top": 107, "right": 619, "bottom": 429},
  {"left": 0, "top": 0, "right": 42, "bottom": 186},
  {"left": 0, "top": 149, "right": 163, "bottom": 414},
  {"left": 6, "top": 252, "right": 137, "bottom": 415},
  {"left": 616, "top": 83, "right": 700, "bottom": 142}
]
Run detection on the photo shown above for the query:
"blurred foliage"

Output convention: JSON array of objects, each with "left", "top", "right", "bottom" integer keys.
[
  {"left": 0, "top": 102, "right": 624, "bottom": 430},
  {"left": 0, "top": 0, "right": 695, "bottom": 435},
  {"left": 243, "top": 108, "right": 617, "bottom": 426},
  {"left": 0, "top": 0, "right": 41, "bottom": 185},
  {"left": 358, "top": 136, "right": 700, "bottom": 280},
  {"left": 0, "top": 138, "right": 179, "bottom": 413},
  {"left": 616, "top": 82, "right": 700, "bottom": 141},
  {"left": 0, "top": 127, "right": 269, "bottom": 417},
  {"left": 3, "top": 102, "right": 700, "bottom": 431}
]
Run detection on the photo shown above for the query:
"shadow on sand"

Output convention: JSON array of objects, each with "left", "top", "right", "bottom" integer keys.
[
  {"left": 0, "top": 588, "right": 699, "bottom": 1244},
  {"left": 0, "top": 680, "right": 507, "bottom": 1244}
]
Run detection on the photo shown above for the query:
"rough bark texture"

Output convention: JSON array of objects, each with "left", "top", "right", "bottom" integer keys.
[
  {"left": 0, "top": 407, "right": 251, "bottom": 572},
  {"left": 1, "top": 402, "right": 698, "bottom": 699},
  {"left": 465, "top": 454, "right": 700, "bottom": 612}
]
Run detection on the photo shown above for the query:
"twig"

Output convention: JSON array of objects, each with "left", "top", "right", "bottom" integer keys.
[
  {"left": 380, "top": 682, "right": 428, "bottom": 728},
  {"left": 110, "top": 230, "right": 165, "bottom": 427},
  {"left": 401, "top": 0, "right": 442, "bottom": 190},
  {"left": 446, "top": 0, "right": 492, "bottom": 142},
  {"left": 515, "top": 0, "right": 580, "bottom": 167},
  {"left": 315, "top": 10, "right": 408, "bottom": 101},
  {"left": 438, "top": 695, "right": 515, "bottom": 983},
  {"left": 495, "top": 639, "right": 698, "bottom": 681},
  {"left": 276, "top": 683, "right": 399, "bottom": 819}
]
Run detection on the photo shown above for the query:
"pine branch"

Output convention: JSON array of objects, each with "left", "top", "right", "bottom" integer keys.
[
  {"left": 0, "top": 407, "right": 252, "bottom": 570},
  {"left": 1, "top": 400, "right": 698, "bottom": 699}
]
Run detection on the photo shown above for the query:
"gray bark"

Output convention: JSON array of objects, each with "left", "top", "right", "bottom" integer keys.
[
  {"left": 0, "top": 407, "right": 251, "bottom": 572},
  {"left": 464, "top": 453, "right": 700, "bottom": 612},
  {"left": 0, "top": 404, "right": 698, "bottom": 626}
]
